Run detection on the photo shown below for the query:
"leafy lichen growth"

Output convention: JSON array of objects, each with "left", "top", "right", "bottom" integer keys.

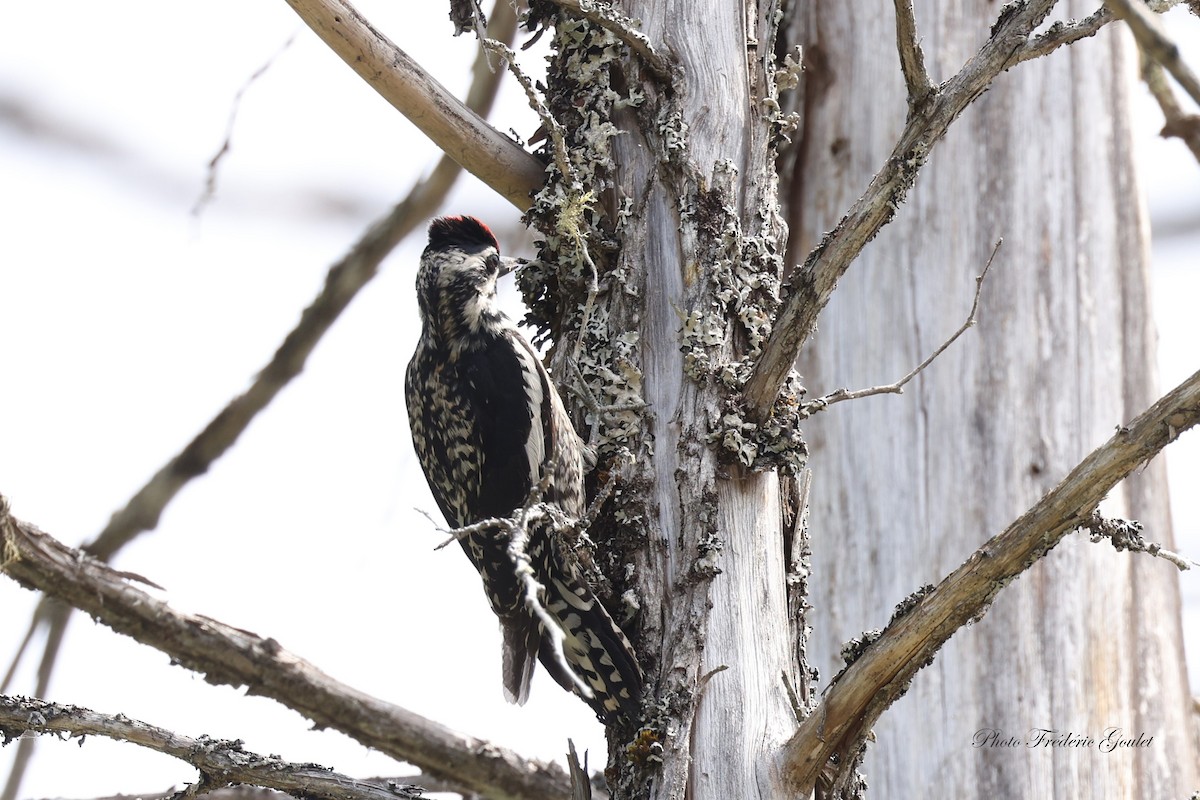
[
  {"left": 681, "top": 175, "right": 808, "bottom": 474},
  {"left": 518, "top": 8, "right": 646, "bottom": 462}
]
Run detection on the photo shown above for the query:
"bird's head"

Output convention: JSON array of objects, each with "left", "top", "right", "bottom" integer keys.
[{"left": 415, "top": 216, "right": 522, "bottom": 345}]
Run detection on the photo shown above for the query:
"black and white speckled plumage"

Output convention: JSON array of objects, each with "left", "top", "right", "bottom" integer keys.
[{"left": 405, "top": 215, "right": 641, "bottom": 721}]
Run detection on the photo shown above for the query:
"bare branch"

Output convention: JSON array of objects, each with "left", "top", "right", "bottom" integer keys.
[
  {"left": 0, "top": 501, "right": 573, "bottom": 800},
  {"left": 780, "top": 367, "right": 1200, "bottom": 793},
  {"left": 282, "top": 0, "right": 545, "bottom": 209},
  {"left": 1012, "top": 8, "right": 1113, "bottom": 64},
  {"left": 799, "top": 239, "right": 1001, "bottom": 415},
  {"left": 893, "top": 0, "right": 934, "bottom": 108},
  {"left": 543, "top": 0, "right": 673, "bottom": 80},
  {"left": 0, "top": 696, "right": 422, "bottom": 800},
  {"left": 1106, "top": 0, "right": 1200, "bottom": 105},
  {"left": 1143, "top": 56, "right": 1200, "bottom": 162},
  {"left": 194, "top": 35, "right": 297, "bottom": 216},
  {"left": 743, "top": 0, "right": 1110, "bottom": 419},
  {"left": 27, "top": 774, "right": 501, "bottom": 800}
]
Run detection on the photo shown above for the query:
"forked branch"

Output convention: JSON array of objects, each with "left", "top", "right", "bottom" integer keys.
[
  {"left": 1143, "top": 56, "right": 1200, "bottom": 161},
  {"left": 893, "top": 0, "right": 934, "bottom": 109},
  {"left": 744, "top": 0, "right": 1099, "bottom": 419}
]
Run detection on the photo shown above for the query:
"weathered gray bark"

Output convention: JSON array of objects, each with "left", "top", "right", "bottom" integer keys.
[
  {"left": 524, "top": 2, "right": 802, "bottom": 797},
  {"left": 788, "top": 3, "right": 1198, "bottom": 797}
]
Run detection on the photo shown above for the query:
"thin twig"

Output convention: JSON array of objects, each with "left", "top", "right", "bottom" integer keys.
[
  {"left": 420, "top": 465, "right": 591, "bottom": 698},
  {"left": 0, "top": 696, "right": 422, "bottom": 800},
  {"left": 779, "top": 366, "right": 1200, "bottom": 793},
  {"left": 893, "top": 0, "right": 934, "bottom": 109},
  {"left": 0, "top": 503, "right": 574, "bottom": 800},
  {"left": 194, "top": 34, "right": 296, "bottom": 216},
  {"left": 800, "top": 239, "right": 1001, "bottom": 416},
  {"left": 479, "top": 37, "right": 575, "bottom": 189},
  {"left": 427, "top": 510, "right": 517, "bottom": 550},
  {"left": 1013, "top": 8, "right": 1113, "bottom": 64},
  {"left": 1106, "top": 0, "right": 1200, "bottom": 105},
  {"left": 579, "top": 450, "right": 632, "bottom": 530},
  {"left": 504, "top": 475, "right": 594, "bottom": 699}
]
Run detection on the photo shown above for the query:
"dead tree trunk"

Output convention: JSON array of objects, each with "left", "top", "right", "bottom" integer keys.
[
  {"left": 520, "top": 2, "right": 804, "bottom": 797},
  {"left": 786, "top": 3, "right": 1198, "bottom": 797}
]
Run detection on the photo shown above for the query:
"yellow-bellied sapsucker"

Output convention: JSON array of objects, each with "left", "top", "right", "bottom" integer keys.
[{"left": 405, "top": 215, "right": 642, "bottom": 721}]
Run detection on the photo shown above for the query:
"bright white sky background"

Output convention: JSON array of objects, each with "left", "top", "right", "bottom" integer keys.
[{"left": 1, "top": 3, "right": 1197, "bottom": 798}]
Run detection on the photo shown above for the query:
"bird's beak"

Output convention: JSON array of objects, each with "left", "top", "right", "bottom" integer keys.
[{"left": 498, "top": 256, "right": 526, "bottom": 277}]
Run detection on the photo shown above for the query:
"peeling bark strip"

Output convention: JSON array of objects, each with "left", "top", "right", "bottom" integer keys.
[{"left": 0, "top": 502, "right": 571, "bottom": 800}]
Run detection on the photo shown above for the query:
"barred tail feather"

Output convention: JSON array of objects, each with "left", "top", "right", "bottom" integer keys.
[
  {"left": 544, "top": 576, "right": 643, "bottom": 722},
  {"left": 500, "top": 616, "right": 539, "bottom": 706}
]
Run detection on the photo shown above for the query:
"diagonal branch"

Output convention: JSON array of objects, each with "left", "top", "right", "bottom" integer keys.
[
  {"left": 1106, "top": 0, "right": 1200, "bottom": 105},
  {"left": 1013, "top": 8, "right": 1113, "bottom": 64},
  {"left": 1143, "top": 56, "right": 1200, "bottom": 162},
  {"left": 282, "top": 0, "right": 545, "bottom": 209},
  {"left": 0, "top": 501, "right": 572, "bottom": 800},
  {"left": 779, "top": 367, "right": 1200, "bottom": 794},
  {"left": 88, "top": 0, "right": 517, "bottom": 570},
  {"left": 0, "top": 696, "right": 422, "bottom": 800},
  {"left": 2, "top": 125, "right": 462, "bottom": 800},
  {"left": 1115, "top": 1, "right": 1200, "bottom": 161},
  {"left": 88, "top": 167, "right": 454, "bottom": 563},
  {"left": 743, "top": 0, "right": 1100, "bottom": 420}
]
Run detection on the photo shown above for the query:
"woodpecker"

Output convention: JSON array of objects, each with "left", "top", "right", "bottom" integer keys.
[{"left": 405, "top": 215, "right": 642, "bottom": 721}]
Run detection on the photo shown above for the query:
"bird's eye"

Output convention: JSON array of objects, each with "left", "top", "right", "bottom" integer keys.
[{"left": 484, "top": 253, "right": 501, "bottom": 273}]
